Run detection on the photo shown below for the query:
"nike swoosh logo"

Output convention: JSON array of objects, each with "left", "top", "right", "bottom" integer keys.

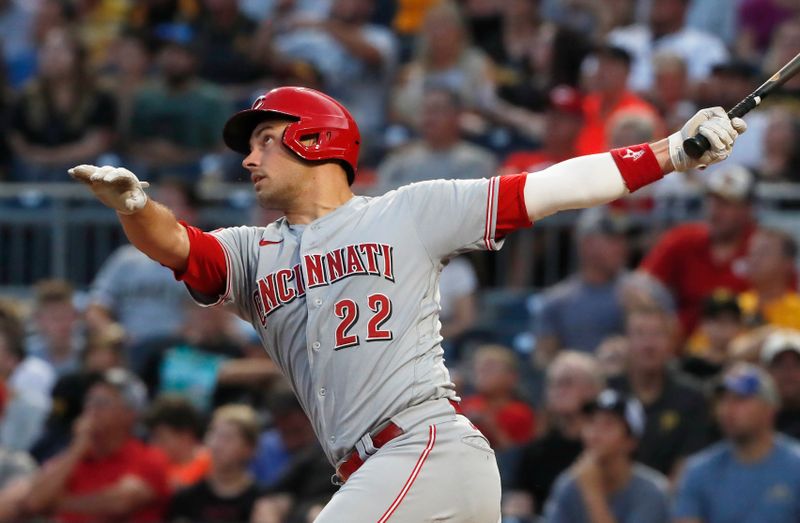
[{"left": 259, "top": 239, "right": 284, "bottom": 246}]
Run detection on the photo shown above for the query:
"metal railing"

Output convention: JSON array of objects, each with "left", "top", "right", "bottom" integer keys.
[{"left": 2, "top": 182, "right": 800, "bottom": 289}]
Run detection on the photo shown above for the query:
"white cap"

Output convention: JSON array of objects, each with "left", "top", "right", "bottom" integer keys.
[
  {"left": 761, "top": 329, "right": 800, "bottom": 365},
  {"left": 705, "top": 164, "right": 755, "bottom": 202}
]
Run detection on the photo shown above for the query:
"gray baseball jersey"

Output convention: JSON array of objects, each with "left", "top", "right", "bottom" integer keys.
[{"left": 182, "top": 176, "right": 528, "bottom": 467}]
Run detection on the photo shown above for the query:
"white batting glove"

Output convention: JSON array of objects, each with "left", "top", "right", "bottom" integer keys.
[
  {"left": 668, "top": 107, "right": 747, "bottom": 172},
  {"left": 68, "top": 165, "right": 150, "bottom": 215}
]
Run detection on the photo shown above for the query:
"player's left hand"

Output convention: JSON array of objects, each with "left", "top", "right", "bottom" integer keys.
[{"left": 669, "top": 107, "right": 747, "bottom": 172}]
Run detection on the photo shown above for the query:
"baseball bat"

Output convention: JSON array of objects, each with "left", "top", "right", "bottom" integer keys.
[{"left": 683, "top": 52, "right": 800, "bottom": 159}]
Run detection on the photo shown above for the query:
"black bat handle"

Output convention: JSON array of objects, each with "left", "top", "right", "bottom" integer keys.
[{"left": 682, "top": 94, "right": 761, "bottom": 159}]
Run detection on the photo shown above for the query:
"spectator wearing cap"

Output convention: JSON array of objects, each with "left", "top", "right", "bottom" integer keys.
[
  {"left": 639, "top": 164, "right": 757, "bottom": 337},
  {"left": 534, "top": 206, "right": 630, "bottom": 364},
  {"left": 377, "top": 86, "right": 496, "bottom": 193},
  {"left": 682, "top": 291, "right": 744, "bottom": 384},
  {"left": 673, "top": 363, "right": 800, "bottom": 523},
  {"left": 25, "top": 368, "right": 171, "bottom": 522},
  {"left": 168, "top": 404, "right": 261, "bottom": 523},
  {"left": 611, "top": 306, "right": 710, "bottom": 479},
  {"left": 501, "top": 85, "right": 585, "bottom": 174},
  {"left": 739, "top": 227, "right": 800, "bottom": 330},
  {"left": 544, "top": 389, "right": 670, "bottom": 523},
  {"left": 145, "top": 395, "right": 211, "bottom": 490},
  {"left": 575, "top": 45, "right": 663, "bottom": 156},
  {"left": 506, "top": 351, "right": 604, "bottom": 518},
  {"left": 607, "top": 0, "right": 728, "bottom": 93},
  {"left": 127, "top": 24, "right": 231, "bottom": 180},
  {"left": 761, "top": 330, "right": 800, "bottom": 440}
]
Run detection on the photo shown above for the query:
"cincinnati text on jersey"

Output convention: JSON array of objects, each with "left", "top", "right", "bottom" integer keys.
[{"left": 251, "top": 242, "right": 395, "bottom": 326}]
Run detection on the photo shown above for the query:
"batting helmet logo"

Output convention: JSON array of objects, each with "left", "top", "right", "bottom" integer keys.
[{"left": 223, "top": 87, "right": 361, "bottom": 184}]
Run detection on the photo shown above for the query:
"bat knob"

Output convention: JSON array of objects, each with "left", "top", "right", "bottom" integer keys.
[{"left": 683, "top": 134, "right": 711, "bottom": 160}]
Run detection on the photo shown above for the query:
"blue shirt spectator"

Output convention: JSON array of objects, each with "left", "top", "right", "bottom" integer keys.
[
  {"left": 673, "top": 436, "right": 800, "bottom": 523},
  {"left": 545, "top": 463, "right": 670, "bottom": 523},
  {"left": 674, "top": 362, "right": 800, "bottom": 523}
]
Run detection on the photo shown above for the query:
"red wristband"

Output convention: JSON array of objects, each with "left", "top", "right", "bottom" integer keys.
[{"left": 610, "top": 143, "right": 663, "bottom": 193}]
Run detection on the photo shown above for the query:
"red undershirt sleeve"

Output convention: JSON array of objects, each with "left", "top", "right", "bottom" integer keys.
[
  {"left": 172, "top": 222, "right": 228, "bottom": 298},
  {"left": 495, "top": 173, "right": 533, "bottom": 239}
]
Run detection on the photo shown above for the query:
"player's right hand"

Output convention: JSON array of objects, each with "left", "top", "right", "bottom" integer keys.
[
  {"left": 68, "top": 164, "right": 150, "bottom": 215},
  {"left": 668, "top": 107, "right": 747, "bottom": 172}
]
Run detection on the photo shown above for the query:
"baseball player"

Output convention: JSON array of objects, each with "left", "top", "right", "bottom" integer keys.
[{"left": 69, "top": 87, "right": 745, "bottom": 522}]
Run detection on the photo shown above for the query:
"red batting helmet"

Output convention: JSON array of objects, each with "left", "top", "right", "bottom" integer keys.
[{"left": 223, "top": 87, "right": 361, "bottom": 184}]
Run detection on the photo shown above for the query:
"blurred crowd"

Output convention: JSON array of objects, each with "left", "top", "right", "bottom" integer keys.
[{"left": 1, "top": 0, "right": 800, "bottom": 522}]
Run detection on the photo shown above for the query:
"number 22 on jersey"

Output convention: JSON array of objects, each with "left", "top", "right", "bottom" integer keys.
[{"left": 334, "top": 294, "right": 393, "bottom": 350}]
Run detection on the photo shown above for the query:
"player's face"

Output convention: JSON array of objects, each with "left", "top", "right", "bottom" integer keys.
[{"left": 242, "top": 120, "right": 313, "bottom": 210}]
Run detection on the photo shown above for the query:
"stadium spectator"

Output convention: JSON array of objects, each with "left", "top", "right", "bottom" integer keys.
[
  {"left": 438, "top": 256, "right": 478, "bottom": 348},
  {"left": 608, "top": 0, "right": 728, "bottom": 92},
  {"left": 461, "top": 344, "right": 536, "bottom": 451},
  {"left": 649, "top": 53, "right": 695, "bottom": 133},
  {"left": 673, "top": 363, "right": 800, "bottom": 523},
  {"left": 87, "top": 178, "right": 199, "bottom": 359},
  {"left": 760, "top": 330, "right": 800, "bottom": 440},
  {"left": 502, "top": 85, "right": 584, "bottom": 174},
  {"left": 127, "top": 24, "right": 230, "bottom": 180},
  {"left": 739, "top": 227, "right": 800, "bottom": 330},
  {"left": 0, "top": 377, "right": 38, "bottom": 523},
  {"left": 377, "top": 86, "right": 496, "bottom": 192},
  {"left": 596, "top": 335, "right": 630, "bottom": 381},
  {"left": 191, "top": 0, "right": 262, "bottom": 94},
  {"left": 267, "top": 0, "right": 398, "bottom": 161},
  {"left": 141, "top": 302, "right": 276, "bottom": 413},
  {"left": 575, "top": 45, "right": 663, "bottom": 155},
  {"left": 9, "top": 28, "right": 116, "bottom": 182},
  {"left": 145, "top": 395, "right": 211, "bottom": 490},
  {"left": 0, "top": 0, "right": 36, "bottom": 88},
  {"left": 762, "top": 17, "right": 800, "bottom": 108},
  {"left": 506, "top": 351, "right": 604, "bottom": 518},
  {"left": 0, "top": 304, "right": 54, "bottom": 452},
  {"left": 639, "top": 164, "right": 757, "bottom": 337},
  {"left": 391, "top": 1, "right": 496, "bottom": 128},
  {"left": 31, "top": 323, "right": 127, "bottom": 463},
  {"left": 127, "top": 0, "right": 201, "bottom": 43},
  {"left": 168, "top": 404, "right": 261, "bottom": 523},
  {"left": 682, "top": 292, "right": 743, "bottom": 384},
  {"left": 737, "top": 0, "right": 800, "bottom": 58},
  {"left": 544, "top": 389, "right": 670, "bottom": 523},
  {"left": 27, "top": 279, "right": 83, "bottom": 377},
  {"left": 24, "top": 368, "right": 171, "bottom": 522},
  {"left": 758, "top": 109, "right": 800, "bottom": 183},
  {"left": 251, "top": 389, "right": 336, "bottom": 523},
  {"left": 611, "top": 306, "right": 710, "bottom": 478},
  {"left": 102, "top": 32, "right": 153, "bottom": 144},
  {"left": 534, "top": 206, "right": 630, "bottom": 363}
]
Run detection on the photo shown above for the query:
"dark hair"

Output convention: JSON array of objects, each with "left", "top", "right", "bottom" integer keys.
[
  {"left": 595, "top": 45, "right": 633, "bottom": 68},
  {"left": 145, "top": 395, "right": 205, "bottom": 438},
  {"left": 158, "top": 176, "right": 201, "bottom": 210},
  {"left": 0, "top": 302, "right": 25, "bottom": 362},
  {"left": 758, "top": 227, "right": 798, "bottom": 260}
]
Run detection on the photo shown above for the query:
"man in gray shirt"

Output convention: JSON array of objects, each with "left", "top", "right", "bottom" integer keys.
[
  {"left": 544, "top": 389, "right": 670, "bottom": 523},
  {"left": 377, "top": 86, "right": 496, "bottom": 193}
]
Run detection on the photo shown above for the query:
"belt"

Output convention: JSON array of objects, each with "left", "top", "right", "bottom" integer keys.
[{"left": 335, "top": 399, "right": 463, "bottom": 484}]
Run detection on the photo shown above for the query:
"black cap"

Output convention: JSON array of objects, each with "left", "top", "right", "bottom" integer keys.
[
  {"left": 583, "top": 389, "right": 645, "bottom": 438},
  {"left": 701, "top": 289, "right": 741, "bottom": 320}
]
